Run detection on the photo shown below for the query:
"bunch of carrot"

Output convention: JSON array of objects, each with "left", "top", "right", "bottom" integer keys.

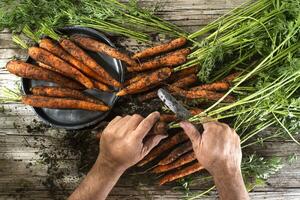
[
  {"left": 6, "top": 34, "right": 135, "bottom": 112},
  {"left": 117, "top": 38, "right": 242, "bottom": 185}
]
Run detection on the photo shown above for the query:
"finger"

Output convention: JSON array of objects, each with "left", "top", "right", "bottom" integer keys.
[
  {"left": 135, "top": 112, "right": 160, "bottom": 139},
  {"left": 142, "top": 134, "right": 168, "bottom": 156},
  {"left": 106, "top": 116, "right": 122, "bottom": 129},
  {"left": 127, "top": 114, "right": 144, "bottom": 131},
  {"left": 180, "top": 121, "right": 201, "bottom": 143}
]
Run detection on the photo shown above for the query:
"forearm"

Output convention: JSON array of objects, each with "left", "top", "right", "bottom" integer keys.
[
  {"left": 69, "top": 157, "right": 125, "bottom": 200},
  {"left": 213, "top": 169, "right": 249, "bottom": 200}
]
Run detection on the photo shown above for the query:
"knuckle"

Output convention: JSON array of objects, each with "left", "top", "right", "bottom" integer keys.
[{"left": 132, "top": 114, "right": 143, "bottom": 120}]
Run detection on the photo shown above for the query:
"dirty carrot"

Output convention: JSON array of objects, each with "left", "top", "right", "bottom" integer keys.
[
  {"left": 28, "top": 47, "right": 94, "bottom": 89},
  {"left": 132, "top": 37, "right": 187, "bottom": 60},
  {"left": 159, "top": 162, "right": 204, "bottom": 185},
  {"left": 159, "top": 108, "right": 203, "bottom": 123},
  {"left": 71, "top": 35, "right": 137, "bottom": 66},
  {"left": 6, "top": 60, "right": 83, "bottom": 90},
  {"left": 92, "top": 80, "right": 111, "bottom": 92},
  {"left": 152, "top": 152, "right": 196, "bottom": 173},
  {"left": 137, "top": 74, "right": 197, "bottom": 102},
  {"left": 30, "top": 86, "right": 104, "bottom": 104},
  {"left": 171, "top": 74, "right": 197, "bottom": 88},
  {"left": 171, "top": 86, "right": 235, "bottom": 102},
  {"left": 158, "top": 141, "right": 193, "bottom": 165},
  {"left": 22, "top": 95, "right": 110, "bottom": 112},
  {"left": 224, "top": 72, "right": 241, "bottom": 82},
  {"left": 137, "top": 131, "right": 189, "bottom": 167},
  {"left": 59, "top": 38, "right": 121, "bottom": 88},
  {"left": 39, "top": 38, "right": 104, "bottom": 83},
  {"left": 169, "top": 66, "right": 198, "bottom": 82},
  {"left": 191, "top": 82, "right": 230, "bottom": 91},
  {"left": 124, "top": 73, "right": 147, "bottom": 86},
  {"left": 117, "top": 68, "right": 172, "bottom": 96},
  {"left": 37, "top": 62, "right": 63, "bottom": 74},
  {"left": 149, "top": 121, "right": 168, "bottom": 135},
  {"left": 127, "top": 49, "right": 188, "bottom": 72},
  {"left": 159, "top": 114, "right": 178, "bottom": 122}
]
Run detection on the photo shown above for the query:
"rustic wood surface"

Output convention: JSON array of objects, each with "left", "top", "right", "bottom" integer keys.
[{"left": 1, "top": 0, "right": 300, "bottom": 199}]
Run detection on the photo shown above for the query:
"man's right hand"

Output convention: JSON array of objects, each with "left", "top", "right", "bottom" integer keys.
[
  {"left": 180, "top": 121, "right": 242, "bottom": 176},
  {"left": 180, "top": 121, "right": 249, "bottom": 200}
]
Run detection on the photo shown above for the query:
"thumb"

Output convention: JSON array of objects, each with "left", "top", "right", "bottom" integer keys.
[
  {"left": 180, "top": 121, "right": 201, "bottom": 143},
  {"left": 142, "top": 135, "right": 168, "bottom": 156}
]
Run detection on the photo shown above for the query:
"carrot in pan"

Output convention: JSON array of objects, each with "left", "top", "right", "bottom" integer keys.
[
  {"left": 158, "top": 141, "right": 193, "bottom": 165},
  {"left": 71, "top": 35, "right": 137, "bottom": 66},
  {"left": 30, "top": 86, "right": 104, "bottom": 105},
  {"left": 39, "top": 38, "right": 105, "bottom": 83},
  {"left": 132, "top": 37, "right": 187, "bottom": 60},
  {"left": 159, "top": 162, "right": 204, "bottom": 185},
  {"left": 22, "top": 95, "right": 110, "bottom": 112},
  {"left": 117, "top": 68, "right": 172, "bottom": 96},
  {"left": 37, "top": 62, "right": 63, "bottom": 74},
  {"left": 127, "top": 49, "right": 189, "bottom": 72},
  {"left": 59, "top": 38, "right": 121, "bottom": 88},
  {"left": 28, "top": 47, "right": 94, "bottom": 89},
  {"left": 6, "top": 60, "right": 83, "bottom": 90},
  {"left": 92, "top": 80, "right": 112, "bottom": 92},
  {"left": 152, "top": 151, "right": 196, "bottom": 173},
  {"left": 137, "top": 131, "right": 189, "bottom": 167}
]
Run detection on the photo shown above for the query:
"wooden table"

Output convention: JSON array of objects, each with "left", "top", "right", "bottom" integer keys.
[{"left": 0, "top": 1, "right": 299, "bottom": 199}]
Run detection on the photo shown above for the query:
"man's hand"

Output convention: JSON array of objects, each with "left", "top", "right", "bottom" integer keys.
[
  {"left": 99, "top": 112, "right": 167, "bottom": 171},
  {"left": 180, "top": 121, "right": 249, "bottom": 200},
  {"left": 69, "top": 112, "right": 166, "bottom": 200}
]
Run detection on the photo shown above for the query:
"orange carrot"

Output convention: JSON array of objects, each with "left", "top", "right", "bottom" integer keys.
[
  {"left": 127, "top": 49, "right": 189, "bottom": 72},
  {"left": 6, "top": 60, "right": 83, "bottom": 90},
  {"left": 137, "top": 90, "right": 158, "bottom": 102},
  {"left": 159, "top": 114, "right": 178, "bottom": 123},
  {"left": 158, "top": 141, "right": 193, "bottom": 165},
  {"left": 137, "top": 131, "right": 189, "bottom": 167},
  {"left": 159, "top": 162, "right": 204, "bottom": 185},
  {"left": 152, "top": 152, "right": 196, "bottom": 173},
  {"left": 92, "top": 80, "right": 111, "bottom": 92},
  {"left": 39, "top": 38, "right": 104, "bottom": 83},
  {"left": 124, "top": 73, "right": 147, "bottom": 86},
  {"left": 30, "top": 86, "right": 104, "bottom": 104},
  {"left": 132, "top": 37, "right": 187, "bottom": 60},
  {"left": 224, "top": 72, "right": 241, "bottom": 82},
  {"left": 22, "top": 95, "right": 110, "bottom": 112},
  {"left": 28, "top": 47, "right": 94, "bottom": 89},
  {"left": 117, "top": 68, "right": 172, "bottom": 96},
  {"left": 171, "top": 74, "right": 198, "bottom": 88},
  {"left": 59, "top": 38, "right": 121, "bottom": 88},
  {"left": 191, "top": 82, "right": 230, "bottom": 91},
  {"left": 37, "top": 62, "right": 63, "bottom": 74},
  {"left": 149, "top": 121, "right": 168, "bottom": 135},
  {"left": 71, "top": 35, "right": 137, "bottom": 66},
  {"left": 171, "top": 86, "right": 235, "bottom": 102},
  {"left": 169, "top": 66, "right": 198, "bottom": 82}
]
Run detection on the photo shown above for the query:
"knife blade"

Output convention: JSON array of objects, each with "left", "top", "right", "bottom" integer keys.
[{"left": 157, "top": 88, "right": 204, "bottom": 133}]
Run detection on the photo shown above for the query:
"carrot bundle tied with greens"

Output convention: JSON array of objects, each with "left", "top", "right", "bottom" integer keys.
[
  {"left": 158, "top": 141, "right": 193, "bottom": 165},
  {"left": 132, "top": 37, "right": 187, "bottom": 60},
  {"left": 117, "top": 67, "right": 172, "bottom": 96},
  {"left": 22, "top": 95, "right": 110, "bottom": 112},
  {"left": 6, "top": 60, "right": 83, "bottom": 90},
  {"left": 39, "top": 38, "right": 105, "bottom": 83},
  {"left": 28, "top": 47, "right": 94, "bottom": 89},
  {"left": 127, "top": 49, "right": 190, "bottom": 72},
  {"left": 138, "top": 131, "right": 188, "bottom": 167},
  {"left": 71, "top": 35, "right": 137, "bottom": 66},
  {"left": 159, "top": 162, "right": 204, "bottom": 185},
  {"left": 152, "top": 152, "right": 196, "bottom": 173},
  {"left": 59, "top": 38, "right": 121, "bottom": 88},
  {"left": 31, "top": 86, "right": 104, "bottom": 105}
]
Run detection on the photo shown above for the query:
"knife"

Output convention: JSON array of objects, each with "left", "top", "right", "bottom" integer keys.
[{"left": 157, "top": 88, "right": 204, "bottom": 133}]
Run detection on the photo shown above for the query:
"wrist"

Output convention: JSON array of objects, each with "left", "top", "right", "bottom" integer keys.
[
  {"left": 94, "top": 155, "right": 126, "bottom": 176},
  {"left": 210, "top": 163, "right": 242, "bottom": 179}
]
